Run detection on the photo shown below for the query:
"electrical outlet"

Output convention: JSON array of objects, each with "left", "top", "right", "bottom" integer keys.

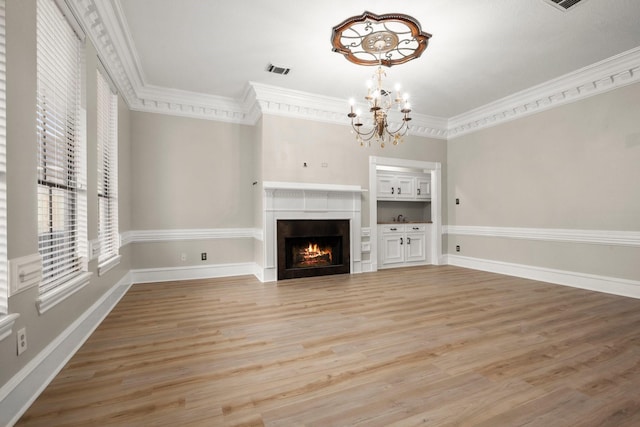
[
  {"left": 201, "top": 252, "right": 207, "bottom": 261},
  {"left": 456, "top": 245, "right": 461, "bottom": 252},
  {"left": 180, "top": 253, "right": 187, "bottom": 261},
  {"left": 17, "top": 328, "right": 27, "bottom": 356}
]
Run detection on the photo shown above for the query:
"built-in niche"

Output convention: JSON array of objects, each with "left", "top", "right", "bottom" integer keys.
[
  {"left": 369, "top": 156, "right": 442, "bottom": 270},
  {"left": 377, "top": 200, "right": 432, "bottom": 224}
]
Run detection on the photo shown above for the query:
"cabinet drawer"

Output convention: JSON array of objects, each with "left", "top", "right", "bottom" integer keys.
[
  {"left": 380, "top": 224, "right": 405, "bottom": 233},
  {"left": 406, "top": 224, "right": 426, "bottom": 232}
]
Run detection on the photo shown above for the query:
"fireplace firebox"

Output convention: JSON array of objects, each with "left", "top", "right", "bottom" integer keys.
[{"left": 277, "top": 219, "right": 350, "bottom": 280}]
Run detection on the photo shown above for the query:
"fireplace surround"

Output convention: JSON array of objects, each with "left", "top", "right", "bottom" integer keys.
[{"left": 261, "top": 182, "right": 363, "bottom": 282}]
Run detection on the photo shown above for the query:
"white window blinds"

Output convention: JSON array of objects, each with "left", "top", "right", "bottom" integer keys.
[
  {"left": 36, "top": 0, "right": 87, "bottom": 294},
  {"left": 0, "top": 0, "right": 7, "bottom": 315},
  {"left": 97, "top": 69, "right": 119, "bottom": 264}
]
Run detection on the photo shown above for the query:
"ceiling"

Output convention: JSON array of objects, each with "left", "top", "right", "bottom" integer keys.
[{"left": 114, "top": 0, "right": 640, "bottom": 120}]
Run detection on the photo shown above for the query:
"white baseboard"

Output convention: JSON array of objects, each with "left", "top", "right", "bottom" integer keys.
[
  {"left": 131, "top": 262, "right": 259, "bottom": 284},
  {"left": 0, "top": 272, "right": 133, "bottom": 427},
  {"left": 445, "top": 254, "right": 640, "bottom": 299}
]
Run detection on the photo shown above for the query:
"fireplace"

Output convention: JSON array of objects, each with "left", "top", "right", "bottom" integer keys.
[{"left": 277, "top": 219, "right": 350, "bottom": 280}]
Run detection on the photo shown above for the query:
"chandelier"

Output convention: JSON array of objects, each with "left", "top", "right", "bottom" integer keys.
[{"left": 331, "top": 12, "right": 431, "bottom": 147}]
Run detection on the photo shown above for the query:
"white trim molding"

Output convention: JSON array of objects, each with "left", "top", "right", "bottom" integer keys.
[
  {"left": 445, "top": 225, "right": 640, "bottom": 247},
  {"left": 0, "top": 313, "right": 19, "bottom": 342},
  {"left": 37, "top": 272, "right": 93, "bottom": 314},
  {"left": 446, "top": 254, "right": 640, "bottom": 300},
  {"left": 8, "top": 254, "right": 42, "bottom": 296},
  {"left": 131, "top": 263, "right": 258, "bottom": 284},
  {"left": 129, "top": 228, "right": 261, "bottom": 243},
  {"left": 120, "top": 230, "right": 134, "bottom": 247},
  {"left": 250, "top": 82, "right": 448, "bottom": 139},
  {"left": 98, "top": 254, "right": 122, "bottom": 276},
  {"left": 448, "top": 46, "right": 640, "bottom": 138},
  {"left": 0, "top": 272, "right": 133, "bottom": 427}
]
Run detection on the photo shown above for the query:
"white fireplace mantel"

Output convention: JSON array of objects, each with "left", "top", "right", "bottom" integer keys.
[{"left": 261, "top": 181, "right": 364, "bottom": 282}]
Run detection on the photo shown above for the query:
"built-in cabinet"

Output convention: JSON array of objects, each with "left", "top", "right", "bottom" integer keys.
[
  {"left": 371, "top": 158, "right": 441, "bottom": 272},
  {"left": 377, "top": 173, "right": 431, "bottom": 201},
  {"left": 377, "top": 223, "right": 430, "bottom": 268}
]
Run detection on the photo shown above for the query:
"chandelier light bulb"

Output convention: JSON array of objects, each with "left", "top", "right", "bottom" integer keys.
[{"left": 348, "top": 98, "right": 356, "bottom": 117}]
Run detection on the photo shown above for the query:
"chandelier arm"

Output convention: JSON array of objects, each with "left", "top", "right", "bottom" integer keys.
[
  {"left": 384, "top": 120, "right": 410, "bottom": 136},
  {"left": 351, "top": 121, "right": 376, "bottom": 140}
]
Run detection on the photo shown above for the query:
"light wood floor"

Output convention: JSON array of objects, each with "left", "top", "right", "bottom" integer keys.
[{"left": 17, "top": 265, "right": 640, "bottom": 426}]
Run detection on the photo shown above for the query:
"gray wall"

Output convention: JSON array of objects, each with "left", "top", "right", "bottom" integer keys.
[
  {"left": 447, "top": 82, "right": 640, "bottom": 281},
  {"left": 129, "top": 111, "right": 257, "bottom": 269},
  {"left": 130, "top": 112, "right": 256, "bottom": 230},
  {"left": 2, "top": 0, "right": 132, "bottom": 387}
]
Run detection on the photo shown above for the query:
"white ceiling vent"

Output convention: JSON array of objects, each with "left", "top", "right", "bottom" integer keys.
[
  {"left": 543, "top": 0, "right": 590, "bottom": 11},
  {"left": 266, "top": 63, "right": 291, "bottom": 75}
]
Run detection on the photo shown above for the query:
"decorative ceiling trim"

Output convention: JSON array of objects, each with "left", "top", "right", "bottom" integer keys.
[
  {"left": 448, "top": 46, "right": 640, "bottom": 138},
  {"left": 71, "top": 0, "right": 640, "bottom": 140},
  {"left": 133, "top": 85, "right": 249, "bottom": 124},
  {"left": 249, "top": 82, "right": 449, "bottom": 139},
  {"left": 70, "top": 0, "right": 141, "bottom": 108}
]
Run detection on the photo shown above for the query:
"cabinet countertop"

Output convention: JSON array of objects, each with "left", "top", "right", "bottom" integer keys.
[{"left": 378, "top": 221, "right": 432, "bottom": 225}]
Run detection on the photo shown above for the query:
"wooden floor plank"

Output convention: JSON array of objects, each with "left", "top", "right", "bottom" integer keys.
[{"left": 16, "top": 265, "right": 640, "bottom": 426}]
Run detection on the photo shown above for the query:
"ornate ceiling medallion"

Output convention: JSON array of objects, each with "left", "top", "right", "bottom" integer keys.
[{"left": 331, "top": 11, "right": 432, "bottom": 67}]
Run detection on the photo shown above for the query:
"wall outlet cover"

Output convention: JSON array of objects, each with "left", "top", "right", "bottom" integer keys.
[{"left": 17, "top": 328, "right": 27, "bottom": 355}]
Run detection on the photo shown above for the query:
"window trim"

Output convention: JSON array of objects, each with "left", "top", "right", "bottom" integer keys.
[
  {"left": 0, "top": 0, "right": 14, "bottom": 336},
  {"left": 36, "top": 0, "right": 90, "bottom": 312}
]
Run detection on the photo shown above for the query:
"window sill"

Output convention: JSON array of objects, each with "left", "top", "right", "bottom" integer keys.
[
  {"left": 37, "top": 272, "right": 92, "bottom": 314},
  {"left": 0, "top": 313, "right": 20, "bottom": 341},
  {"left": 98, "top": 254, "right": 121, "bottom": 276}
]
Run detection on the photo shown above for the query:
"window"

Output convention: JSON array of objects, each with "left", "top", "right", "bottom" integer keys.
[
  {"left": 36, "top": 0, "right": 89, "bottom": 312},
  {"left": 97, "top": 68, "right": 120, "bottom": 273}
]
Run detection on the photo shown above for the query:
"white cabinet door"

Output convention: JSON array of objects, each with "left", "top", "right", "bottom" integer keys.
[
  {"left": 378, "top": 224, "right": 429, "bottom": 268},
  {"left": 376, "top": 174, "right": 396, "bottom": 199},
  {"left": 380, "top": 233, "right": 405, "bottom": 266},
  {"left": 405, "top": 232, "right": 426, "bottom": 262},
  {"left": 396, "top": 176, "right": 415, "bottom": 200},
  {"left": 415, "top": 177, "right": 431, "bottom": 200}
]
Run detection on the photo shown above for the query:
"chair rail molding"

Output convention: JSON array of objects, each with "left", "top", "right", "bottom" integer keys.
[
  {"left": 127, "top": 228, "right": 262, "bottom": 243},
  {"left": 445, "top": 225, "right": 640, "bottom": 247}
]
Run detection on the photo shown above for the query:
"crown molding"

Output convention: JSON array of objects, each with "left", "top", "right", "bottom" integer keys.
[
  {"left": 72, "top": 1, "right": 640, "bottom": 139},
  {"left": 70, "top": 0, "right": 142, "bottom": 108},
  {"left": 448, "top": 46, "right": 640, "bottom": 138},
  {"left": 132, "top": 85, "right": 250, "bottom": 124},
  {"left": 249, "top": 82, "right": 449, "bottom": 139}
]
